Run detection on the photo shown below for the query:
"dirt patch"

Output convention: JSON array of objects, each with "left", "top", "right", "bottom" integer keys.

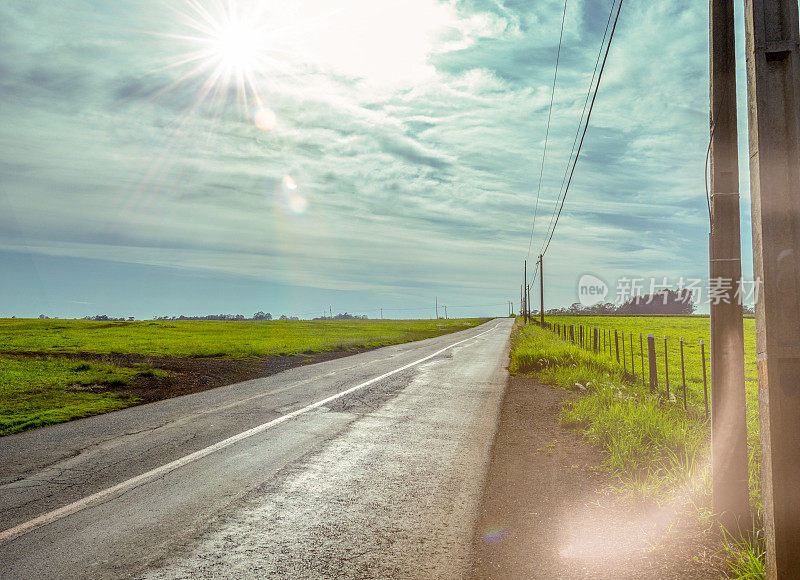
[
  {"left": 469, "top": 376, "right": 728, "bottom": 579},
  {"left": 8, "top": 349, "right": 376, "bottom": 405}
]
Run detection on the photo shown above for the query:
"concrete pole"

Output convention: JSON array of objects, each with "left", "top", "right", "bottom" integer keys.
[
  {"left": 743, "top": 0, "right": 800, "bottom": 574},
  {"left": 709, "top": 0, "right": 750, "bottom": 533}
]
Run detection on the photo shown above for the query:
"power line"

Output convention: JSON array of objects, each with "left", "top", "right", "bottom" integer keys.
[
  {"left": 537, "top": 0, "right": 616, "bottom": 256},
  {"left": 539, "top": 0, "right": 624, "bottom": 257},
  {"left": 526, "top": 0, "right": 569, "bottom": 260}
]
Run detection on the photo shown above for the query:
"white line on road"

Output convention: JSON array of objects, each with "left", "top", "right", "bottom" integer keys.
[{"left": 0, "top": 322, "right": 501, "bottom": 544}]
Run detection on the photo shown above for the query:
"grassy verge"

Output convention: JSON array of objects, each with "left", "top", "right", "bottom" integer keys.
[
  {"left": 0, "top": 318, "right": 488, "bottom": 358},
  {"left": 509, "top": 318, "right": 765, "bottom": 578},
  {"left": 0, "top": 356, "right": 167, "bottom": 436}
]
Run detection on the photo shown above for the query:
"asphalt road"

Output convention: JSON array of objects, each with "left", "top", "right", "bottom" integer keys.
[{"left": 0, "top": 318, "right": 512, "bottom": 579}]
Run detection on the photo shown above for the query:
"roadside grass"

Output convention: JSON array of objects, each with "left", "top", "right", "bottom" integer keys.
[
  {"left": 509, "top": 317, "right": 764, "bottom": 579},
  {"left": 546, "top": 314, "right": 760, "bottom": 510},
  {"left": 0, "top": 356, "right": 167, "bottom": 436},
  {"left": 0, "top": 318, "right": 488, "bottom": 359},
  {"left": 510, "top": 322, "right": 709, "bottom": 498}
]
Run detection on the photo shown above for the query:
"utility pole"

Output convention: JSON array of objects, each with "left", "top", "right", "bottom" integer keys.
[
  {"left": 709, "top": 0, "right": 750, "bottom": 533},
  {"left": 539, "top": 254, "right": 544, "bottom": 325},
  {"left": 743, "top": 0, "right": 800, "bottom": 575},
  {"left": 524, "top": 260, "right": 528, "bottom": 323},
  {"left": 380, "top": 308, "right": 383, "bottom": 320},
  {"left": 443, "top": 305, "right": 448, "bottom": 319},
  {"left": 435, "top": 296, "right": 438, "bottom": 320}
]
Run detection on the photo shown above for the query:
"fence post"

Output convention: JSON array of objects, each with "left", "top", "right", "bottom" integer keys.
[
  {"left": 664, "top": 336, "right": 670, "bottom": 398},
  {"left": 570, "top": 325, "right": 575, "bottom": 344},
  {"left": 640, "top": 333, "right": 645, "bottom": 387},
  {"left": 593, "top": 328, "right": 598, "bottom": 352},
  {"left": 622, "top": 331, "right": 626, "bottom": 373},
  {"left": 630, "top": 333, "right": 635, "bottom": 378},
  {"left": 615, "top": 330, "right": 620, "bottom": 363},
  {"left": 701, "top": 339, "right": 709, "bottom": 419},
  {"left": 680, "top": 338, "right": 687, "bottom": 411},
  {"left": 647, "top": 334, "right": 657, "bottom": 393}
]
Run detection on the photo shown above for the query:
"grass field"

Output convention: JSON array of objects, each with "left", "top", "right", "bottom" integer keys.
[
  {"left": 0, "top": 317, "right": 487, "bottom": 437},
  {"left": 0, "top": 318, "right": 488, "bottom": 358},
  {"left": 508, "top": 315, "right": 764, "bottom": 578}
]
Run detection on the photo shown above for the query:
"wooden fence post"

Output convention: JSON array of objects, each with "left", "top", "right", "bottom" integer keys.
[
  {"left": 570, "top": 325, "right": 575, "bottom": 344},
  {"left": 664, "top": 336, "right": 670, "bottom": 398},
  {"left": 615, "top": 330, "right": 620, "bottom": 363},
  {"left": 630, "top": 333, "right": 635, "bottom": 378},
  {"left": 640, "top": 333, "right": 645, "bottom": 387},
  {"left": 701, "top": 339, "right": 709, "bottom": 419},
  {"left": 647, "top": 334, "right": 657, "bottom": 393},
  {"left": 680, "top": 338, "right": 687, "bottom": 411}
]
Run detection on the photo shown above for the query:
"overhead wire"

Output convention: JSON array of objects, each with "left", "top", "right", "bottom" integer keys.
[
  {"left": 538, "top": 0, "right": 624, "bottom": 257},
  {"left": 537, "top": 0, "right": 616, "bottom": 256},
  {"left": 526, "top": 0, "right": 569, "bottom": 261}
]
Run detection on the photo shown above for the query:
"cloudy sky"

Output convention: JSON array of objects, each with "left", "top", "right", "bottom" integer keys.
[{"left": 0, "top": 0, "right": 755, "bottom": 319}]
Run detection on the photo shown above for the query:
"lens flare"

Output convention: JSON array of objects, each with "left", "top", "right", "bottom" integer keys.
[
  {"left": 254, "top": 108, "right": 277, "bottom": 131},
  {"left": 483, "top": 525, "right": 509, "bottom": 543},
  {"left": 275, "top": 174, "right": 308, "bottom": 214}
]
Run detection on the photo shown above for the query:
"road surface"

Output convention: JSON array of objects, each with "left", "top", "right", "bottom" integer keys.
[{"left": 0, "top": 318, "right": 512, "bottom": 579}]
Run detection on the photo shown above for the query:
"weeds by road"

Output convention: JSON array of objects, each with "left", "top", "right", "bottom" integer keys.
[
  {"left": 0, "top": 357, "right": 166, "bottom": 436},
  {"left": 508, "top": 318, "right": 765, "bottom": 579}
]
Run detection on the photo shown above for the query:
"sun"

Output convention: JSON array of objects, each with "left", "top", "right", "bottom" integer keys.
[
  {"left": 205, "top": 10, "right": 266, "bottom": 80},
  {"left": 160, "top": 0, "right": 278, "bottom": 114}
]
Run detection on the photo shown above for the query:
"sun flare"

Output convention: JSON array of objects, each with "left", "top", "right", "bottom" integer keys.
[{"left": 160, "top": 0, "right": 467, "bottom": 116}]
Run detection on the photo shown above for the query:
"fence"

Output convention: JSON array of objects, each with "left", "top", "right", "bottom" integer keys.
[{"left": 537, "top": 319, "right": 710, "bottom": 418}]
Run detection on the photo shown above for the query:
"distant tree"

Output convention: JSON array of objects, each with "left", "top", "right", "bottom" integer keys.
[
  {"left": 743, "top": 304, "right": 755, "bottom": 316},
  {"left": 616, "top": 289, "right": 695, "bottom": 315},
  {"left": 253, "top": 311, "right": 272, "bottom": 320},
  {"left": 38, "top": 314, "right": 49, "bottom": 319}
]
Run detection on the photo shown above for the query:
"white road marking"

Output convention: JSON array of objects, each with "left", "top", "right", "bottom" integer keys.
[{"left": 0, "top": 322, "right": 500, "bottom": 544}]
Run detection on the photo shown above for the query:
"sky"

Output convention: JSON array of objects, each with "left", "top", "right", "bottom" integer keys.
[{"left": 0, "top": 0, "right": 757, "bottom": 320}]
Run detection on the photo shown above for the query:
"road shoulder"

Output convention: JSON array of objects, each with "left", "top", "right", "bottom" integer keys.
[{"left": 469, "top": 376, "right": 727, "bottom": 579}]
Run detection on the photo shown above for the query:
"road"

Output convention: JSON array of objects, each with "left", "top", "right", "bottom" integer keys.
[{"left": 0, "top": 318, "right": 512, "bottom": 579}]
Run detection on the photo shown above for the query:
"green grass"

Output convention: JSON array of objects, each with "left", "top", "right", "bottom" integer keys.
[
  {"left": 509, "top": 315, "right": 764, "bottom": 579},
  {"left": 0, "top": 318, "right": 488, "bottom": 359},
  {"left": 546, "top": 314, "right": 759, "bottom": 509},
  {"left": 0, "top": 356, "right": 167, "bottom": 436},
  {"left": 510, "top": 322, "right": 709, "bottom": 498},
  {"left": 0, "top": 317, "right": 488, "bottom": 437}
]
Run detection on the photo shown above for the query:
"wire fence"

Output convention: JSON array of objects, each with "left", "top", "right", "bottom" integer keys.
[{"left": 539, "top": 320, "right": 710, "bottom": 419}]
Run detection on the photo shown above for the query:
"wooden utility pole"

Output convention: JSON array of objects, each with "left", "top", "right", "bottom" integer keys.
[
  {"left": 709, "top": 0, "right": 750, "bottom": 533},
  {"left": 436, "top": 296, "right": 438, "bottom": 320},
  {"left": 524, "top": 260, "right": 528, "bottom": 323},
  {"left": 743, "top": 0, "right": 800, "bottom": 575},
  {"left": 539, "top": 254, "right": 544, "bottom": 325},
  {"left": 527, "top": 284, "right": 531, "bottom": 321}
]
